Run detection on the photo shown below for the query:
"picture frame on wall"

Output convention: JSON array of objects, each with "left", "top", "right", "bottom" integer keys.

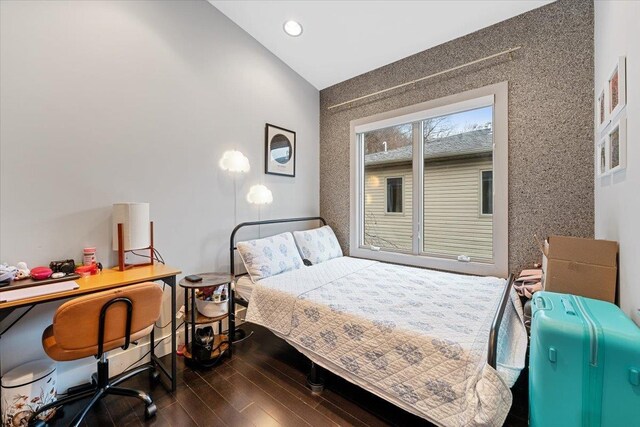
[
  {"left": 596, "top": 87, "right": 609, "bottom": 134},
  {"left": 597, "top": 136, "right": 609, "bottom": 178},
  {"left": 608, "top": 56, "right": 626, "bottom": 120},
  {"left": 608, "top": 113, "right": 627, "bottom": 174},
  {"left": 265, "top": 123, "right": 296, "bottom": 177}
]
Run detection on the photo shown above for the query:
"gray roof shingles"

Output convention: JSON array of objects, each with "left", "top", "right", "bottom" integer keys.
[{"left": 364, "top": 128, "right": 492, "bottom": 165}]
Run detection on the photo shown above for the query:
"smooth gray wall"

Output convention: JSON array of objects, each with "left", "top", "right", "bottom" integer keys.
[
  {"left": 594, "top": 1, "right": 640, "bottom": 317},
  {"left": 320, "top": 0, "right": 594, "bottom": 273},
  {"left": 0, "top": 0, "right": 318, "bottom": 384}
]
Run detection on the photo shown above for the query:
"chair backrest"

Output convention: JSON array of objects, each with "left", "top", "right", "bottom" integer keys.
[{"left": 52, "top": 282, "right": 162, "bottom": 355}]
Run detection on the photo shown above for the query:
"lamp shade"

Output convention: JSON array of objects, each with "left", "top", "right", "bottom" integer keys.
[
  {"left": 219, "top": 150, "right": 250, "bottom": 173},
  {"left": 112, "top": 203, "right": 150, "bottom": 251},
  {"left": 246, "top": 185, "right": 273, "bottom": 205}
]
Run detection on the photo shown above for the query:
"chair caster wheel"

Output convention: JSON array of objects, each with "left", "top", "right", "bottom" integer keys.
[
  {"left": 149, "top": 369, "right": 160, "bottom": 383},
  {"left": 144, "top": 403, "right": 157, "bottom": 419}
]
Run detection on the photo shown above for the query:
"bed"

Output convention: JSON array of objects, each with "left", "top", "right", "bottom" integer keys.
[{"left": 229, "top": 217, "right": 527, "bottom": 427}]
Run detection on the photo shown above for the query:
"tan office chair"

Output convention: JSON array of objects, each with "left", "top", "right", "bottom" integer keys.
[{"left": 28, "top": 282, "right": 163, "bottom": 427}]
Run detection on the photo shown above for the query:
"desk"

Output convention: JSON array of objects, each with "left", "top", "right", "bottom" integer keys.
[{"left": 0, "top": 264, "right": 181, "bottom": 391}]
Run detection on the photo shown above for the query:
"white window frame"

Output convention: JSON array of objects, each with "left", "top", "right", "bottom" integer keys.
[
  {"left": 479, "top": 169, "right": 493, "bottom": 217},
  {"left": 350, "top": 82, "right": 508, "bottom": 277},
  {"left": 384, "top": 176, "right": 404, "bottom": 215}
]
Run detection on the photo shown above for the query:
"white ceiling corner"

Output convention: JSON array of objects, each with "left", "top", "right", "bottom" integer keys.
[{"left": 209, "top": 1, "right": 553, "bottom": 89}]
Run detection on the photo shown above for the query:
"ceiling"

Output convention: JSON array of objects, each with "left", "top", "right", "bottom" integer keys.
[{"left": 209, "top": 1, "right": 553, "bottom": 89}]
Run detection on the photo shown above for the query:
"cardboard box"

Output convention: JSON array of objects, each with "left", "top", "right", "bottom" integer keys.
[{"left": 542, "top": 235, "right": 618, "bottom": 303}]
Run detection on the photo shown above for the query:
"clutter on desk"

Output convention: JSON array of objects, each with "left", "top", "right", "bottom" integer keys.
[
  {"left": 49, "top": 259, "right": 76, "bottom": 274},
  {"left": 0, "top": 245, "right": 103, "bottom": 291},
  {"left": 75, "top": 263, "right": 101, "bottom": 277},
  {"left": 30, "top": 266, "right": 53, "bottom": 281},
  {"left": 83, "top": 247, "right": 97, "bottom": 266},
  {"left": 0, "top": 264, "right": 18, "bottom": 287},
  {"left": 15, "top": 262, "right": 30, "bottom": 280}
]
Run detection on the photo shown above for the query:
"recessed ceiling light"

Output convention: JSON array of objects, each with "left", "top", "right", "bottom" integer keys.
[{"left": 283, "top": 20, "right": 303, "bottom": 37}]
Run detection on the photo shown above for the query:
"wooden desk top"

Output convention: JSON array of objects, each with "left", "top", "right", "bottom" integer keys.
[{"left": 0, "top": 264, "right": 181, "bottom": 311}]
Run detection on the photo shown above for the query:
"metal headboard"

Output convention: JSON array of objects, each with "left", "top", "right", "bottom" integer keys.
[
  {"left": 228, "top": 216, "right": 327, "bottom": 351},
  {"left": 229, "top": 216, "right": 327, "bottom": 276}
]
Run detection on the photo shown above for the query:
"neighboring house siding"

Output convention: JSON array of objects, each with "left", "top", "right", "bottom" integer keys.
[
  {"left": 364, "top": 156, "right": 492, "bottom": 260},
  {"left": 424, "top": 157, "right": 493, "bottom": 261},
  {"left": 364, "top": 163, "right": 413, "bottom": 251}
]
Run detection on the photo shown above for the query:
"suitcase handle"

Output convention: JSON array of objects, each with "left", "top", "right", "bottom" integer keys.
[
  {"left": 534, "top": 296, "right": 552, "bottom": 310},
  {"left": 561, "top": 298, "right": 576, "bottom": 315}
]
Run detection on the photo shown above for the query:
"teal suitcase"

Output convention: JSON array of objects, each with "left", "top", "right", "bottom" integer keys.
[{"left": 530, "top": 291, "right": 640, "bottom": 427}]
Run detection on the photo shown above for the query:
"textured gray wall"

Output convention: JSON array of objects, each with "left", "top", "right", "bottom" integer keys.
[{"left": 320, "top": 0, "right": 594, "bottom": 273}]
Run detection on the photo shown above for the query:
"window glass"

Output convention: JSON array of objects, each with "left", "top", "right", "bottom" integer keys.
[
  {"left": 481, "top": 170, "right": 493, "bottom": 215},
  {"left": 363, "top": 124, "right": 413, "bottom": 251},
  {"left": 421, "top": 106, "right": 493, "bottom": 262},
  {"left": 386, "top": 178, "right": 403, "bottom": 213},
  {"left": 353, "top": 88, "right": 506, "bottom": 275}
]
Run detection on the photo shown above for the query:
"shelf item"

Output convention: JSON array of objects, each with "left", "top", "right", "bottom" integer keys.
[
  {"left": 179, "top": 272, "right": 232, "bottom": 289},
  {"left": 182, "top": 335, "right": 229, "bottom": 361}
]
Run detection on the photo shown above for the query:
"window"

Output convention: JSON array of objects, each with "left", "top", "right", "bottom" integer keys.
[
  {"left": 386, "top": 177, "right": 403, "bottom": 213},
  {"left": 351, "top": 82, "right": 508, "bottom": 277},
  {"left": 363, "top": 123, "right": 413, "bottom": 251},
  {"left": 481, "top": 170, "right": 493, "bottom": 215}
]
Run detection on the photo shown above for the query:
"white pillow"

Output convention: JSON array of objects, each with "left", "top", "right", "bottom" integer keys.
[
  {"left": 237, "top": 232, "right": 303, "bottom": 282},
  {"left": 293, "top": 226, "right": 343, "bottom": 264}
]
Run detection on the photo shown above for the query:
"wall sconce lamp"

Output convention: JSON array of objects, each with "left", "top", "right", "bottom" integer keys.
[
  {"left": 219, "top": 150, "right": 250, "bottom": 173},
  {"left": 246, "top": 184, "right": 273, "bottom": 205}
]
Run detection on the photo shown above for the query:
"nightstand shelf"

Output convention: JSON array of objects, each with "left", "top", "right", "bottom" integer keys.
[
  {"left": 184, "top": 310, "right": 228, "bottom": 325},
  {"left": 179, "top": 273, "right": 233, "bottom": 369}
]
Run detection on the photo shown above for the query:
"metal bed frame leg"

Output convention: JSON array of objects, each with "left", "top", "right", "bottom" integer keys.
[{"left": 306, "top": 362, "right": 325, "bottom": 393}]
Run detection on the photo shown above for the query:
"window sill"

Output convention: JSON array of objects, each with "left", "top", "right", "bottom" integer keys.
[{"left": 350, "top": 246, "right": 506, "bottom": 278}]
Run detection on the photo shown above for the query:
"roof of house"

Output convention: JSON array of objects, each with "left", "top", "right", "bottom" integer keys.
[{"left": 364, "top": 128, "right": 492, "bottom": 166}]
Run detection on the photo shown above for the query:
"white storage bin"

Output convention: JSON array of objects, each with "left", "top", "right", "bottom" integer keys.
[
  {"left": 195, "top": 297, "right": 229, "bottom": 318},
  {"left": 1, "top": 359, "right": 57, "bottom": 426}
]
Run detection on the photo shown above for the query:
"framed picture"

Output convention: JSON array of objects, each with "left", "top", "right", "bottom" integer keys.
[
  {"left": 608, "top": 113, "right": 627, "bottom": 173},
  {"left": 597, "top": 136, "right": 609, "bottom": 177},
  {"left": 265, "top": 123, "right": 296, "bottom": 177},
  {"left": 596, "top": 87, "right": 609, "bottom": 134},
  {"left": 608, "top": 56, "right": 626, "bottom": 119}
]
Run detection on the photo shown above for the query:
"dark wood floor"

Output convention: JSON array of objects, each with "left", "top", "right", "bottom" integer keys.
[{"left": 48, "top": 324, "right": 528, "bottom": 426}]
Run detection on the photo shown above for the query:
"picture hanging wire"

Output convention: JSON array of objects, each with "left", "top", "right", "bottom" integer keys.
[{"left": 327, "top": 46, "right": 522, "bottom": 110}]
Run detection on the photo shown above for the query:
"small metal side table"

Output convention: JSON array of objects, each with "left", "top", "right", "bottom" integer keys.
[{"left": 178, "top": 273, "right": 232, "bottom": 368}]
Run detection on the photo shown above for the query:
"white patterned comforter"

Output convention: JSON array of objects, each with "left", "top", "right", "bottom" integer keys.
[{"left": 245, "top": 257, "right": 527, "bottom": 427}]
